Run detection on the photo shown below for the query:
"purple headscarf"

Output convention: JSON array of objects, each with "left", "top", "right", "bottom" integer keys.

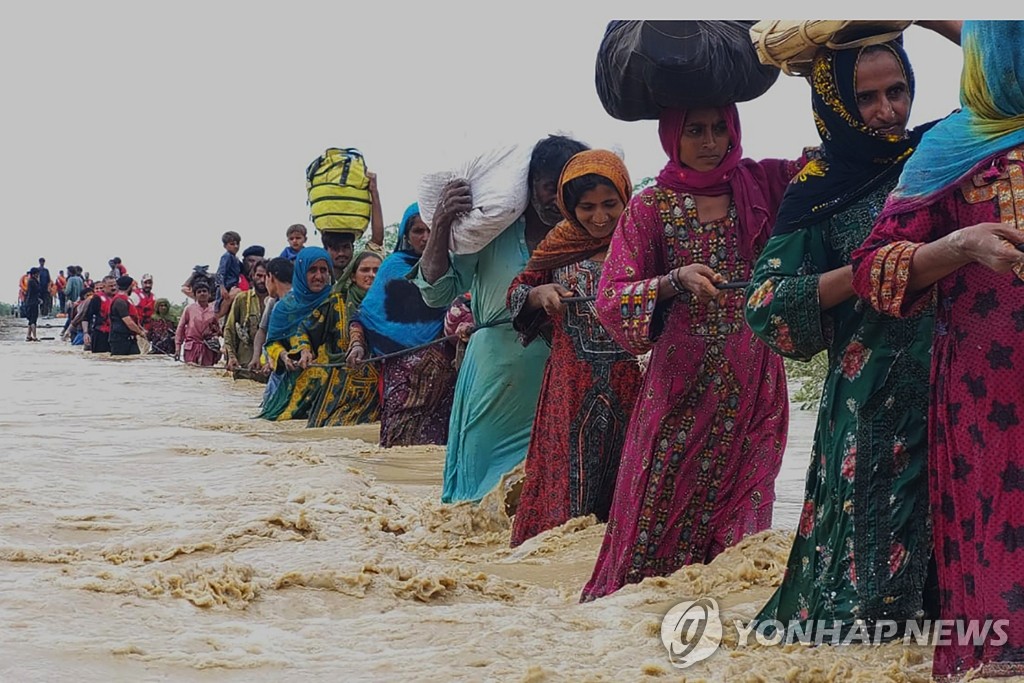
[{"left": 655, "top": 105, "right": 778, "bottom": 259}]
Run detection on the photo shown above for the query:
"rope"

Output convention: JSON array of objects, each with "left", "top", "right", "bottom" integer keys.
[
  {"left": 150, "top": 346, "right": 227, "bottom": 369},
  {"left": 312, "top": 295, "right": 608, "bottom": 368},
  {"left": 287, "top": 283, "right": 750, "bottom": 371},
  {"left": 308, "top": 315, "right": 516, "bottom": 369},
  {"left": 47, "top": 282, "right": 754, "bottom": 371},
  {"left": 715, "top": 280, "right": 750, "bottom": 290}
]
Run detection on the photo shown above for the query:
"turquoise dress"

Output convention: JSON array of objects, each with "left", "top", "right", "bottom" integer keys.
[{"left": 413, "top": 216, "right": 550, "bottom": 503}]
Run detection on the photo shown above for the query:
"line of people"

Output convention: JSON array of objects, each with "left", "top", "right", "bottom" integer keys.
[
  {"left": 33, "top": 19, "right": 1024, "bottom": 681},
  {"left": 400, "top": 19, "right": 1018, "bottom": 682}
]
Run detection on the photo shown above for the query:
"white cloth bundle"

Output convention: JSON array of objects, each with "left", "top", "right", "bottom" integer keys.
[{"left": 418, "top": 142, "right": 534, "bottom": 254}]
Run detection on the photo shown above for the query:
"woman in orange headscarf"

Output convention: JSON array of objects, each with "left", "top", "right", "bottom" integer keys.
[{"left": 505, "top": 150, "right": 643, "bottom": 547}]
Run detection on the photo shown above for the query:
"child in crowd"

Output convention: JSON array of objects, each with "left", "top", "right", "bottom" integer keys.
[
  {"left": 107, "top": 257, "right": 127, "bottom": 278},
  {"left": 175, "top": 277, "right": 221, "bottom": 366},
  {"left": 280, "top": 224, "right": 307, "bottom": 261},
  {"left": 216, "top": 230, "right": 242, "bottom": 319}
]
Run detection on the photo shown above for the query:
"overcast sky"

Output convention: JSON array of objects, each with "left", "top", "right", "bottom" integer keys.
[{"left": 2, "top": 3, "right": 969, "bottom": 301}]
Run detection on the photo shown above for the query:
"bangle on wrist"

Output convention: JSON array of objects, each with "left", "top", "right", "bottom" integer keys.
[{"left": 668, "top": 269, "right": 688, "bottom": 295}]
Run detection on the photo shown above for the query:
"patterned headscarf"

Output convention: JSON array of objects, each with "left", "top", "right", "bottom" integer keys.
[
  {"left": 266, "top": 246, "right": 333, "bottom": 343},
  {"left": 525, "top": 150, "right": 632, "bottom": 272},
  {"left": 152, "top": 298, "right": 177, "bottom": 324},
  {"left": 655, "top": 105, "right": 782, "bottom": 259},
  {"left": 357, "top": 202, "right": 449, "bottom": 355},
  {"left": 774, "top": 41, "right": 930, "bottom": 234},
  {"left": 883, "top": 21, "right": 1024, "bottom": 214}
]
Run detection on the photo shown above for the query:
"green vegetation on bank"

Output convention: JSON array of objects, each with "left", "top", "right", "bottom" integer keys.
[
  {"left": 784, "top": 353, "right": 828, "bottom": 410},
  {"left": 355, "top": 222, "right": 400, "bottom": 254}
]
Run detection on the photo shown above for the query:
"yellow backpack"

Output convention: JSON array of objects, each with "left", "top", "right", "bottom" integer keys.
[{"left": 305, "top": 148, "right": 371, "bottom": 234}]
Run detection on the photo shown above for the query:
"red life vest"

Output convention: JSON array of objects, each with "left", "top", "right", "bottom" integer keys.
[
  {"left": 134, "top": 291, "right": 155, "bottom": 328},
  {"left": 97, "top": 292, "right": 113, "bottom": 333}
]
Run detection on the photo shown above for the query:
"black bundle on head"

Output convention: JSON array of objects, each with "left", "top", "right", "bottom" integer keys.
[{"left": 190, "top": 274, "right": 213, "bottom": 293}]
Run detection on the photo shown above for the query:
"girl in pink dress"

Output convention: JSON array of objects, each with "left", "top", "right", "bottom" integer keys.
[{"left": 175, "top": 277, "right": 221, "bottom": 366}]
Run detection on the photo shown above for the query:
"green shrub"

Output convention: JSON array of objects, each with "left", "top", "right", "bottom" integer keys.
[
  {"left": 355, "top": 222, "right": 400, "bottom": 254},
  {"left": 784, "top": 352, "right": 828, "bottom": 411},
  {"left": 632, "top": 177, "right": 655, "bottom": 195}
]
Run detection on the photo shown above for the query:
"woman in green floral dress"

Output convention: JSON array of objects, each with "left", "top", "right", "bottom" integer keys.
[{"left": 744, "top": 41, "right": 936, "bottom": 638}]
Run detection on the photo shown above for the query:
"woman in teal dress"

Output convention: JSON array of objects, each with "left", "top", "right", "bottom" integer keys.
[
  {"left": 744, "top": 41, "right": 937, "bottom": 636},
  {"left": 413, "top": 135, "right": 589, "bottom": 503}
]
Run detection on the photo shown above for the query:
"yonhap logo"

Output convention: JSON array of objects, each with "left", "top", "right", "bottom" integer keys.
[
  {"left": 656, "top": 600, "right": 1010, "bottom": 668},
  {"left": 660, "top": 597, "right": 723, "bottom": 668}
]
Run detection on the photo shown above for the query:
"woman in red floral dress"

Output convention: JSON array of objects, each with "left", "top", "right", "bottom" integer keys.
[{"left": 506, "top": 150, "right": 643, "bottom": 547}]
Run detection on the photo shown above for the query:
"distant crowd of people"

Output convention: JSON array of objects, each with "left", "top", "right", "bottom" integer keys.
[
  {"left": 16, "top": 257, "right": 129, "bottom": 342},
  {"left": 17, "top": 228, "right": 315, "bottom": 360}
]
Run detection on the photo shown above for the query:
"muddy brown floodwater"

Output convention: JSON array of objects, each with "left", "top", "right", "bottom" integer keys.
[{"left": 1, "top": 320, "right": 1018, "bottom": 682}]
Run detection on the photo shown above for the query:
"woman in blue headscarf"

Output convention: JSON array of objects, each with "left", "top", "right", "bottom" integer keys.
[
  {"left": 853, "top": 21, "right": 1024, "bottom": 681},
  {"left": 296, "top": 243, "right": 381, "bottom": 429},
  {"left": 350, "top": 203, "right": 458, "bottom": 446},
  {"left": 258, "top": 246, "right": 334, "bottom": 420}
]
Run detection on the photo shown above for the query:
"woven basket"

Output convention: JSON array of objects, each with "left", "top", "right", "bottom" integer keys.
[{"left": 750, "top": 20, "right": 912, "bottom": 76}]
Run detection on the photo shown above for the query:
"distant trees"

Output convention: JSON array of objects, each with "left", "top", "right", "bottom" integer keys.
[{"left": 632, "top": 177, "right": 655, "bottom": 195}]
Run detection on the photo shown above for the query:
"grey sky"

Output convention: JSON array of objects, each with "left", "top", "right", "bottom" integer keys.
[{"left": 2, "top": 5, "right": 966, "bottom": 301}]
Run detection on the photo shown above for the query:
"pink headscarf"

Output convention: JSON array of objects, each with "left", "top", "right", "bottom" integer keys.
[{"left": 655, "top": 105, "right": 777, "bottom": 259}]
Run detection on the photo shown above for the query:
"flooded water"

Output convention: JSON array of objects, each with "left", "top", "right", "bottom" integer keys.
[{"left": 1, "top": 319, "right": 1012, "bottom": 682}]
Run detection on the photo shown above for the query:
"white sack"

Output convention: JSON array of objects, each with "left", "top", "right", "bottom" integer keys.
[{"left": 418, "top": 142, "right": 534, "bottom": 254}]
